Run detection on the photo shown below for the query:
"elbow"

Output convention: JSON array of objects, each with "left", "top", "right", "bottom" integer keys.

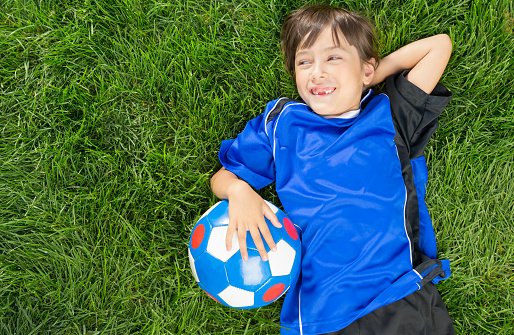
[
  {"left": 431, "top": 34, "right": 452, "bottom": 70},
  {"left": 210, "top": 167, "right": 227, "bottom": 192},
  {"left": 438, "top": 34, "right": 453, "bottom": 57},
  {"left": 210, "top": 169, "right": 220, "bottom": 191}
]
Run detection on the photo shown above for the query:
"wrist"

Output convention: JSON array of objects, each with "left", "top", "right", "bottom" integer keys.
[{"left": 226, "top": 178, "right": 252, "bottom": 198}]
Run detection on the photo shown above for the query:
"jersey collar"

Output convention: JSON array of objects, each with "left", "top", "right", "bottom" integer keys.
[{"left": 325, "top": 89, "right": 373, "bottom": 119}]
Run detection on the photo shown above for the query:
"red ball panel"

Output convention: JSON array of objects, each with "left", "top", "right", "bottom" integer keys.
[
  {"left": 191, "top": 223, "right": 205, "bottom": 249},
  {"left": 263, "top": 283, "right": 286, "bottom": 302},
  {"left": 283, "top": 217, "right": 298, "bottom": 240}
]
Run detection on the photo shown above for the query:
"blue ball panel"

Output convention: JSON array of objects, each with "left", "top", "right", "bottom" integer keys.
[
  {"left": 274, "top": 208, "right": 288, "bottom": 224},
  {"left": 206, "top": 200, "right": 230, "bottom": 227},
  {"left": 289, "top": 245, "right": 302, "bottom": 283},
  {"left": 194, "top": 252, "right": 229, "bottom": 295},
  {"left": 245, "top": 220, "right": 283, "bottom": 253},
  {"left": 197, "top": 282, "right": 223, "bottom": 304},
  {"left": 189, "top": 216, "right": 212, "bottom": 260},
  {"left": 226, "top": 249, "right": 272, "bottom": 292}
]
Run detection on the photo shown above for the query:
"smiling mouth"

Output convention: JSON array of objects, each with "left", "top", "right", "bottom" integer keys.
[{"left": 311, "top": 87, "right": 336, "bottom": 95}]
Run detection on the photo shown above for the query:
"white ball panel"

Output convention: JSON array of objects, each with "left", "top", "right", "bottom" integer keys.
[
  {"left": 207, "top": 226, "right": 239, "bottom": 262},
  {"left": 218, "top": 285, "right": 254, "bottom": 308},
  {"left": 188, "top": 248, "right": 199, "bottom": 282},
  {"left": 268, "top": 240, "right": 296, "bottom": 276}
]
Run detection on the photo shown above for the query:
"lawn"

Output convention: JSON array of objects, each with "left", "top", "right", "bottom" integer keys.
[{"left": 0, "top": 0, "right": 513, "bottom": 334}]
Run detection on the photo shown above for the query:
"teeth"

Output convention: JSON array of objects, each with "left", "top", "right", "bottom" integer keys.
[{"left": 312, "top": 89, "right": 334, "bottom": 95}]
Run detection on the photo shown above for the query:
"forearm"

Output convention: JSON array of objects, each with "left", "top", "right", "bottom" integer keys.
[
  {"left": 369, "top": 34, "right": 452, "bottom": 93},
  {"left": 211, "top": 167, "right": 251, "bottom": 200}
]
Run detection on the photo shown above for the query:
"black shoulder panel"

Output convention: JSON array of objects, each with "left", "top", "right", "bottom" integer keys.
[
  {"left": 266, "top": 98, "right": 295, "bottom": 125},
  {"left": 385, "top": 71, "right": 452, "bottom": 159}
]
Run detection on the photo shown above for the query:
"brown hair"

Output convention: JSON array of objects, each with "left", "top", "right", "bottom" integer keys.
[{"left": 280, "top": 4, "right": 380, "bottom": 78}]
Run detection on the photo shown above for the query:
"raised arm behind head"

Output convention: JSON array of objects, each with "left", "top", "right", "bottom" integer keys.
[{"left": 368, "top": 34, "right": 453, "bottom": 93}]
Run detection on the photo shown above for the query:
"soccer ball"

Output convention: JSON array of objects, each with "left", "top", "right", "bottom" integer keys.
[{"left": 188, "top": 200, "right": 301, "bottom": 309}]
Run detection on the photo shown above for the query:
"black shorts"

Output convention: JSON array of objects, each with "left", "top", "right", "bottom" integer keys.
[{"left": 321, "top": 283, "right": 455, "bottom": 335}]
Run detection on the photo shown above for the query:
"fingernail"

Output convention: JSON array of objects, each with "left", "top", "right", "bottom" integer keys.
[
  {"left": 227, "top": 246, "right": 231, "bottom": 251},
  {"left": 263, "top": 255, "right": 268, "bottom": 261},
  {"left": 243, "top": 255, "right": 248, "bottom": 261},
  {"left": 272, "top": 247, "right": 277, "bottom": 252}
]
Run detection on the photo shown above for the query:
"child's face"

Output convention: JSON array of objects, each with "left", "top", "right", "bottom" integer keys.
[{"left": 295, "top": 27, "right": 374, "bottom": 118}]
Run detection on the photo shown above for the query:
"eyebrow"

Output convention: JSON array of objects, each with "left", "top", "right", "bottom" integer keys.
[{"left": 296, "top": 45, "right": 349, "bottom": 56}]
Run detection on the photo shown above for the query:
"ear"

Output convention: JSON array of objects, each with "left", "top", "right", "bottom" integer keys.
[{"left": 362, "top": 58, "right": 376, "bottom": 86}]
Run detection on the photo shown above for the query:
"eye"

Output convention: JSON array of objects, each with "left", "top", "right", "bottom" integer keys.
[
  {"left": 297, "top": 60, "right": 310, "bottom": 67},
  {"left": 328, "top": 56, "right": 341, "bottom": 61}
]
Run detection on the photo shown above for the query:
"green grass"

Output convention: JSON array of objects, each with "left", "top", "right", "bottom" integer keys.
[{"left": 0, "top": 0, "right": 512, "bottom": 334}]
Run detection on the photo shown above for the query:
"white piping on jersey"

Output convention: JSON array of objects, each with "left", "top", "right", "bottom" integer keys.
[
  {"left": 265, "top": 99, "right": 307, "bottom": 334},
  {"left": 381, "top": 87, "right": 414, "bottom": 268},
  {"left": 299, "top": 288, "right": 303, "bottom": 335},
  {"left": 293, "top": 223, "right": 303, "bottom": 234},
  {"left": 360, "top": 89, "right": 373, "bottom": 107},
  {"left": 376, "top": 90, "right": 415, "bottom": 268},
  {"left": 395, "top": 143, "right": 414, "bottom": 268},
  {"left": 413, "top": 269, "right": 423, "bottom": 290},
  {"left": 272, "top": 102, "right": 306, "bottom": 159}
]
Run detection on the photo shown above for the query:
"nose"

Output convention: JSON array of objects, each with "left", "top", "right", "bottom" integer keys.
[{"left": 310, "top": 61, "right": 326, "bottom": 81}]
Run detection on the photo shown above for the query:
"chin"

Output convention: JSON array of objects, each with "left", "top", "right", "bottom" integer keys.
[{"left": 309, "top": 103, "right": 335, "bottom": 116}]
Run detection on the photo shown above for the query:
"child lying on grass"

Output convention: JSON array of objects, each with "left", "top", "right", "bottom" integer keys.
[{"left": 211, "top": 4, "right": 454, "bottom": 334}]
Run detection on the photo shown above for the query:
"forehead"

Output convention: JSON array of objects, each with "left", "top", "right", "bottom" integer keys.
[
  {"left": 297, "top": 26, "right": 350, "bottom": 52},
  {"left": 296, "top": 26, "right": 352, "bottom": 54}
]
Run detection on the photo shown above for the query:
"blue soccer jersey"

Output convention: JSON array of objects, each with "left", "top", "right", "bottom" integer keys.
[{"left": 218, "top": 71, "right": 452, "bottom": 335}]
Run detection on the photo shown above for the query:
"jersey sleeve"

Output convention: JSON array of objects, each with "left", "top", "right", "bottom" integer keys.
[
  {"left": 385, "top": 70, "right": 452, "bottom": 159},
  {"left": 218, "top": 109, "right": 276, "bottom": 190}
]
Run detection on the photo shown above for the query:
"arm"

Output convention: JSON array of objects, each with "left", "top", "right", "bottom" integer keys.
[
  {"left": 211, "top": 167, "right": 281, "bottom": 262},
  {"left": 368, "top": 34, "right": 452, "bottom": 94}
]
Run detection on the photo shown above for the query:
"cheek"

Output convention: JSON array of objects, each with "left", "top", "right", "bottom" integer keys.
[
  {"left": 296, "top": 85, "right": 308, "bottom": 101},
  {"left": 295, "top": 70, "right": 310, "bottom": 86},
  {"left": 294, "top": 70, "right": 301, "bottom": 85},
  {"left": 295, "top": 75, "right": 306, "bottom": 93}
]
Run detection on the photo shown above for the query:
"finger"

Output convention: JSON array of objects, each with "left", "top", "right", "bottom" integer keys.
[
  {"left": 258, "top": 219, "right": 277, "bottom": 253},
  {"left": 249, "top": 226, "right": 268, "bottom": 262},
  {"left": 226, "top": 221, "right": 236, "bottom": 251},
  {"left": 238, "top": 227, "right": 249, "bottom": 261},
  {"left": 263, "top": 205, "right": 282, "bottom": 228}
]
